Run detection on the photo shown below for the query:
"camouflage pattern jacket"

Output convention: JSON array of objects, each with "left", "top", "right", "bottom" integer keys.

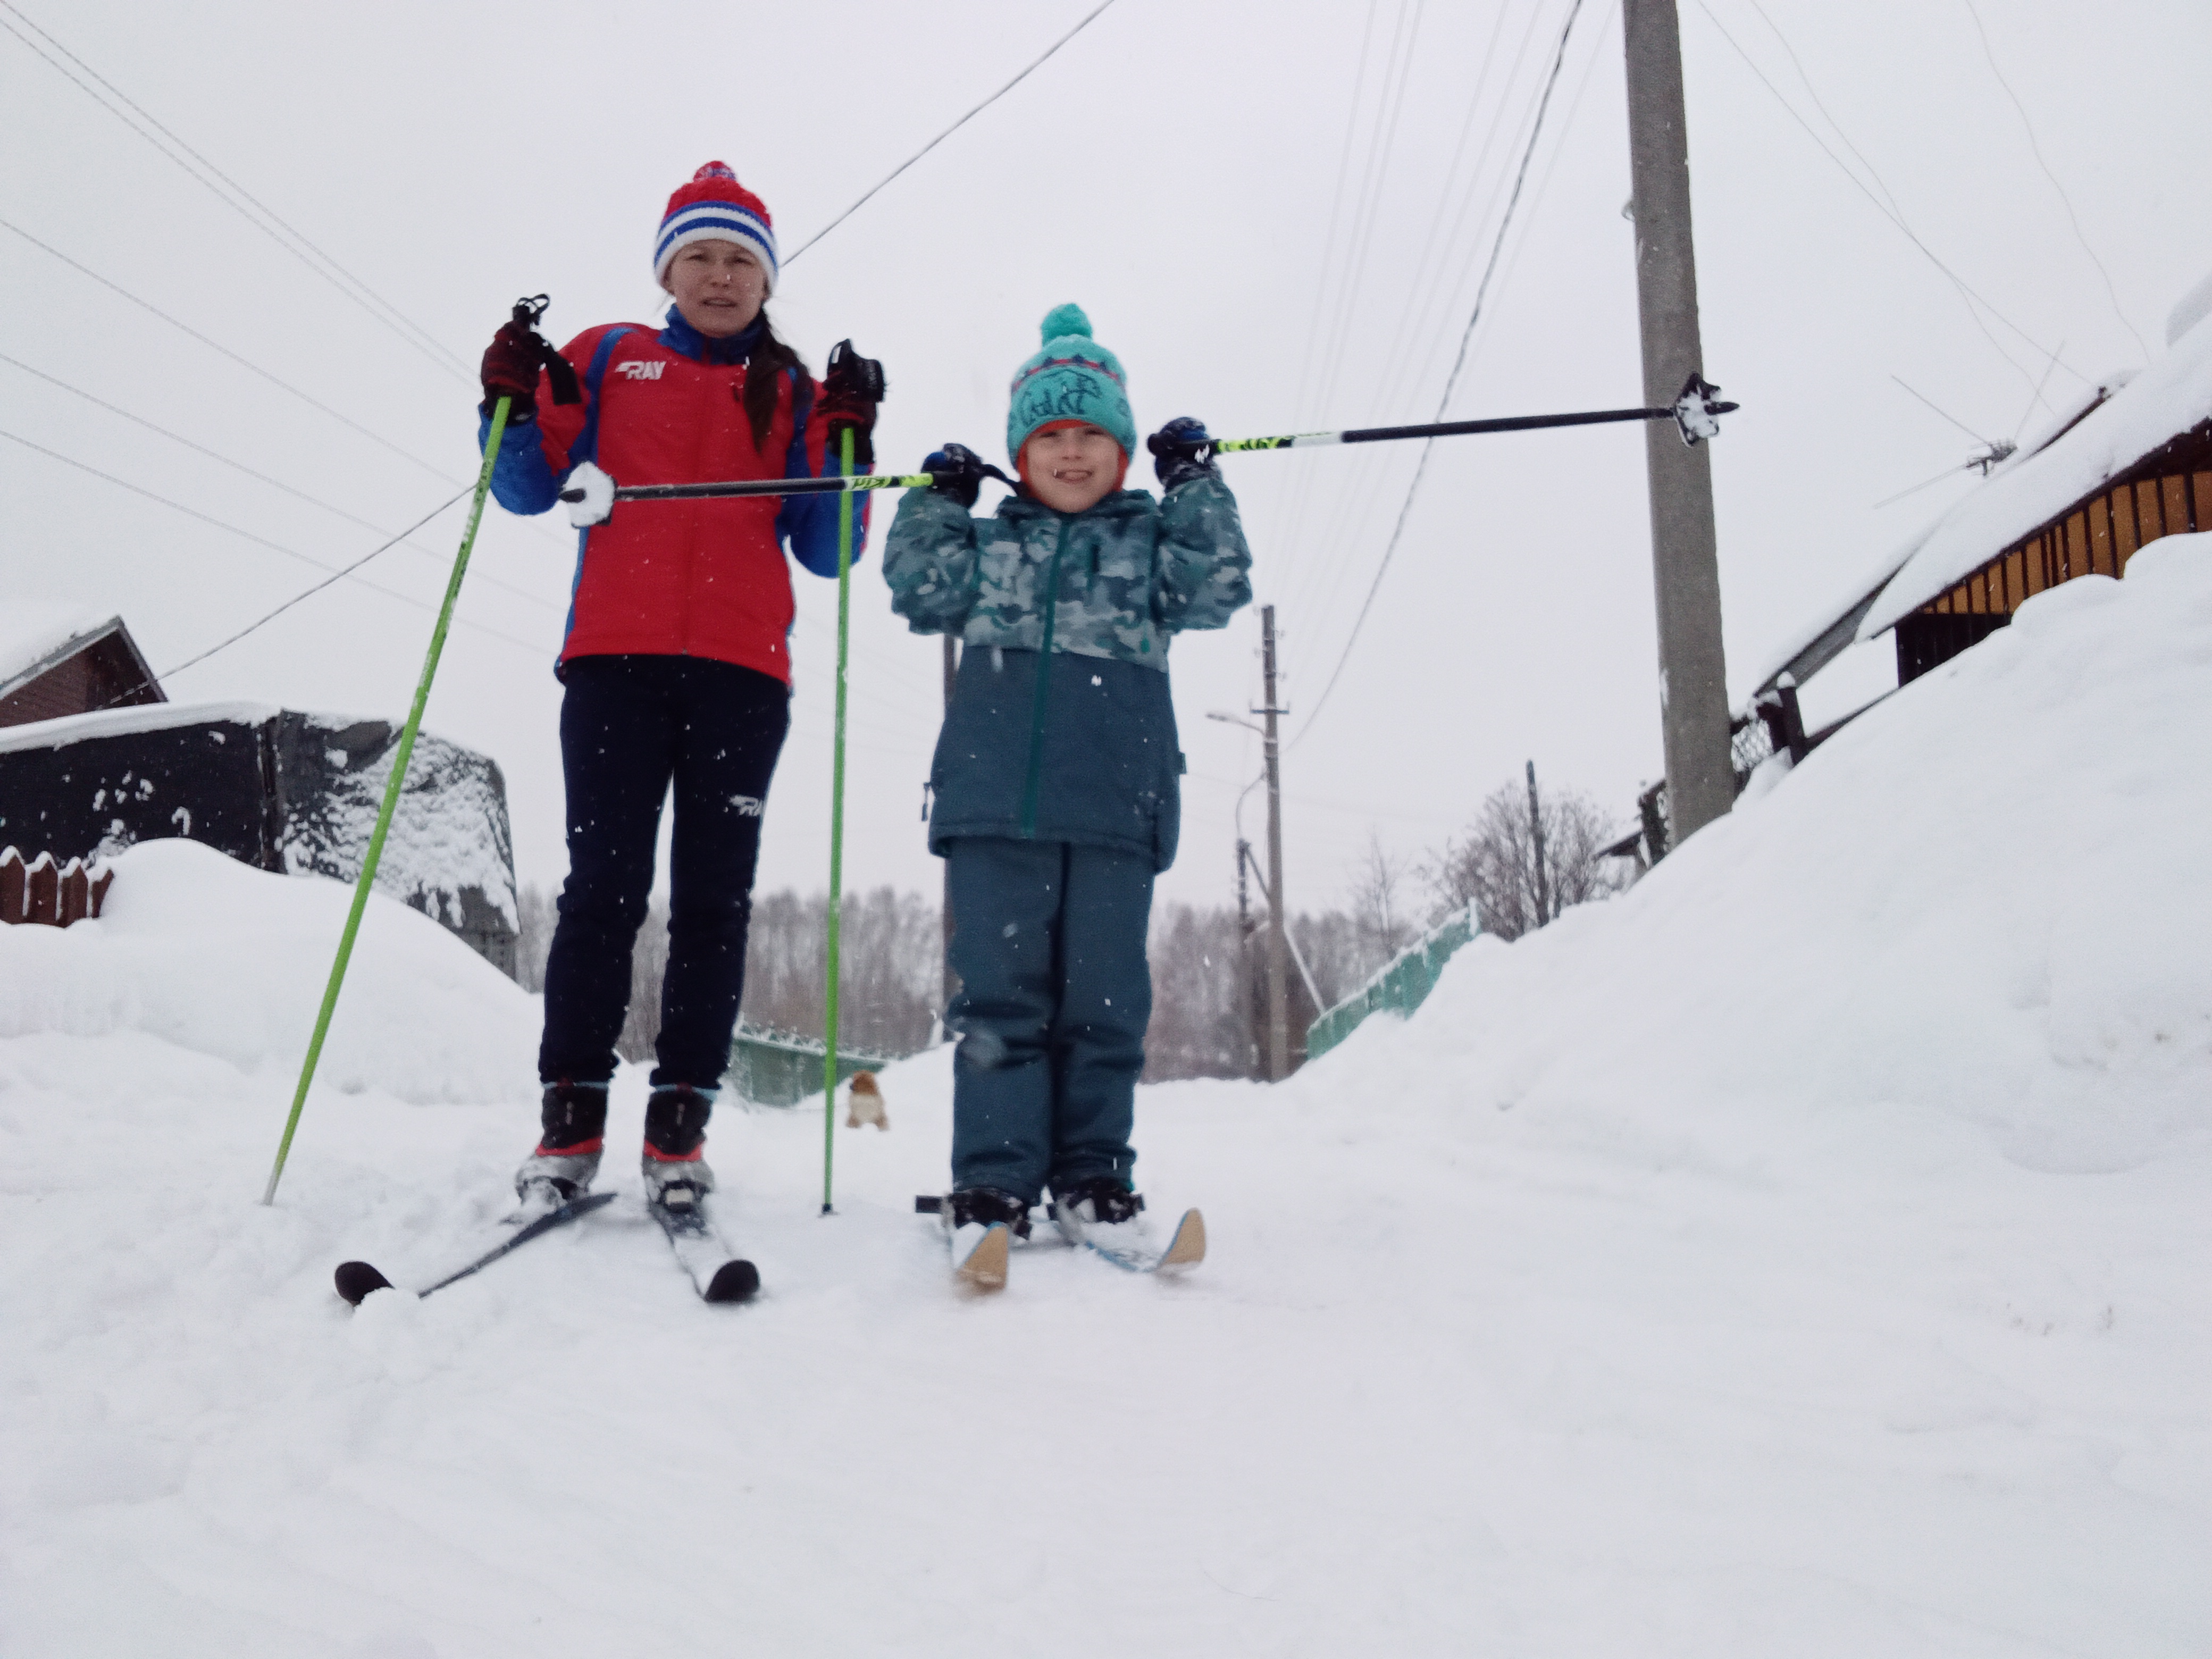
[{"left": 883, "top": 479, "right": 1252, "bottom": 869}]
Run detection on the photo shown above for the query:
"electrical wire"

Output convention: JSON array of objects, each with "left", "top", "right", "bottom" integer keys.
[
  {"left": 0, "top": 216, "right": 459, "bottom": 483},
  {"left": 146, "top": 489, "right": 474, "bottom": 687},
  {"left": 0, "top": 428, "right": 544, "bottom": 655},
  {"left": 0, "top": 1, "right": 470, "bottom": 379},
  {"left": 1685, "top": 0, "right": 2084, "bottom": 400},
  {"left": 1274, "top": 0, "right": 1548, "bottom": 628},
  {"left": 1291, "top": 0, "right": 1588, "bottom": 749},
  {"left": 782, "top": 0, "right": 1120, "bottom": 267},
  {"left": 0, "top": 350, "right": 564, "bottom": 616},
  {"left": 1957, "top": 0, "right": 2148, "bottom": 363},
  {"left": 1277, "top": 0, "right": 1541, "bottom": 629}
]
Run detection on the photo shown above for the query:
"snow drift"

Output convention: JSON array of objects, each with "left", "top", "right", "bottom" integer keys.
[
  {"left": 1337, "top": 531, "right": 2212, "bottom": 1178},
  {"left": 0, "top": 539, "right": 2206, "bottom": 1656},
  {"left": 0, "top": 837, "right": 535, "bottom": 1102}
]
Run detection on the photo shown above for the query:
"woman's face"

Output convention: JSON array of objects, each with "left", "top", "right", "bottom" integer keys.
[
  {"left": 661, "top": 240, "right": 767, "bottom": 337},
  {"left": 1024, "top": 424, "right": 1124, "bottom": 514}
]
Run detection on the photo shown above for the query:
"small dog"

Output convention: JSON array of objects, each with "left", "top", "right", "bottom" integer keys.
[{"left": 844, "top": 1070, "right": 889, "bottom": 1130}]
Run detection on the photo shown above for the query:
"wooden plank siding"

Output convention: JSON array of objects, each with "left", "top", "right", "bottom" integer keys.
[{"left": 1920, "top": 428, "right": 2212, "bottom": 625}]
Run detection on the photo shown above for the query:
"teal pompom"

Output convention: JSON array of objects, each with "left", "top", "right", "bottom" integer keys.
[{"left": 1040, "top": 302, "right": 1092, "bottom": 343}]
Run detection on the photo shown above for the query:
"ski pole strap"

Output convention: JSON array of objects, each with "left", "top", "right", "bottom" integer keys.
[{"left": 1217, "top": 374, "right": 1737, "bottom": 453}]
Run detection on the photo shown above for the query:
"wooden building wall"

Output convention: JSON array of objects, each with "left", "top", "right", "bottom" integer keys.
[
  {"left": 0, "top": 632, "right": 164, "bottom": 729},
  {"left": 1898, "top": 422, "right": 2212, "bottom": 683}
]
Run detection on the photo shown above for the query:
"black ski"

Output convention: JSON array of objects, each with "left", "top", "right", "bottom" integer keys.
[
  {"left": 334, "top": 1190, "right": 616, "bottom": 1305},
  {"left": 647, "top": 1192, "right": 760, "bottom": 1303}
]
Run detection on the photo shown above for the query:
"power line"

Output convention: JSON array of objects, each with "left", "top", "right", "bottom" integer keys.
[
  {"left": 0, "top": 215, "right": 460, "bottom": 483},
  {"left": 0, "top": 0, "right": 470, "bottom": 379},
  {"left": 0, "top": 428, "right": 543, "bottom": 656},
  {"left": 782, "top": 0, "right": 1120, "bottom": 267},
  {"left": 1292, "top": 0, "right": 1587, "bottom": 749},
  {"left": 0, "top": 350, "right": 564, "bottom": 616},
  {"left": 1685, "top": 0, "right": 2084, "bottom": 401},
  {"left": 1279, "top": 0, "right": 1536, "bottom": 627},
  {"left": 1957, "top": 0, "right": 2148, "bottom": 363},
  {"left": 146, "top": 490, "right": 474, "bottom": 688}
]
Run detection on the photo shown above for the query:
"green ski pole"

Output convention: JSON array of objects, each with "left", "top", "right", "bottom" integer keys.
[
  {"left": 822, "top": 426, "right": 856, "bottom": 1215},
  {"left": 261, "top": 394, "right": 514, "bottom": 1206}
]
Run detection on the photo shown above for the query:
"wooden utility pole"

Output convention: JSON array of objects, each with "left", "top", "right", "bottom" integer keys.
[
  {"left": 1624, "top": 0, "right": 1734, "bottom": 844},
  {"left": 1525, "top": 759, "right": 1551, "bottom": 927},
  {"left": 941, "top": 634, "right": 959, "bottom": 1017},
  {"left": 1259, "top": 604, "right": 1290, "bottom": 1082}
]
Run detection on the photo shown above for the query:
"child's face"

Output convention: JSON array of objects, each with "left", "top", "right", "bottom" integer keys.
[
  {"left": 661, "top": 239, "right": 767, "bottom": 338},
  {"left": 1024, "top": 424, "right": 1123, "bottom": 514}
]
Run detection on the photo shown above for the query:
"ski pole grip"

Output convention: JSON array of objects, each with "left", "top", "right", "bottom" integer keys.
[{"left": 511, "top": 292, "right": 580, "bottom": 407}]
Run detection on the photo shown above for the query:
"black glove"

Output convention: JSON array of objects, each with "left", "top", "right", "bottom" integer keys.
[
  {"left": 923, "top": 442, "right": 991, "bottom": 509},
  {"left": 820, "top": 338, "right": 886, "bottom": 470},
  {"left": 1146, "top": 416, "right": 1218, "bottom": 490}
]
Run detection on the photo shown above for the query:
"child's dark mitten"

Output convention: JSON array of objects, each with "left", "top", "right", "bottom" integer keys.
[
  {"left": 1146, "top": 417, "right": 1218, "bottom": 490},
  {"left": 924, "top": 442, "right": 991, "bottom": 509}
]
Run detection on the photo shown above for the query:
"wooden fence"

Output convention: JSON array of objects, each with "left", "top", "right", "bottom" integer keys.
[{"left": 0, "top": 848, "right": 114, "bottom": 927}]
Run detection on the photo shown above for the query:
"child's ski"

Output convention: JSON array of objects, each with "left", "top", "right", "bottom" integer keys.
[
  {"left": 913, "top": 1195, "right": 1012, "bottom": 1291},
  {"left": 647, "top": 1191, "right": 760, "bottom": 1304},
  {"left": 952, "top": 1221, "right": 1011, "bottom": 1291},
  {"left": 1079, "top": 1208, "right": 1206, "bottom": 1275},
  {"left": 333, "top": 1190, "right": 616, "bottom": 1305}
]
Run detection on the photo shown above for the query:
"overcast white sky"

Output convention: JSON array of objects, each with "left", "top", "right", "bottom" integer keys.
[{"left": 4, "top": 0, "right": 2207, "bottom": 917}]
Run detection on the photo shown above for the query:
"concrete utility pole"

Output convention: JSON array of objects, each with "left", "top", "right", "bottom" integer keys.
[
  {"left": 1624, "top": 0, "right": 1735, "bottom": 844},
  {"left": 941, "top": 635, "right": 959, "bottom": 1018},
  {"left": 1259, "top": 605, "right": 1290, "bottom": 1083}
]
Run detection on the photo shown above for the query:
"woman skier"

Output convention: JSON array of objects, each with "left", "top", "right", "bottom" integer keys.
[
  {"left": 477, "top": 161, "right": 883, "bottom": 1218},
  {"left": 883, "top": 303, "right": 1251, "bottom": 1278}
]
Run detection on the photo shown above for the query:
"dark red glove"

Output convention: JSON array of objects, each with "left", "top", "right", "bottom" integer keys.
[
  {"left": 480, "top": 321, "right": 543, "bottom": 422},
  {"left": 819, "top": 338, "right": 885, "bottom": 470}
]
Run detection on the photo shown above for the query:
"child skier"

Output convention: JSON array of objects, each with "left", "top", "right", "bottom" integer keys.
[
  {"left": 477, "top": 162, "right": 882, "bottom": 1225},
  {"left": 883, "top": 304, "right": 1251, "bottom": 1273}
]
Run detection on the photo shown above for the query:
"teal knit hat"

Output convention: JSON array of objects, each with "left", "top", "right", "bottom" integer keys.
[{"left": 1006, "top": 303, "right": 1137, "bottom": 467}]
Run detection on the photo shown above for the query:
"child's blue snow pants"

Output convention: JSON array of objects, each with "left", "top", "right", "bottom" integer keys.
[{"left": 945, "top": 836, "right": 1153, "bottom": 1204}]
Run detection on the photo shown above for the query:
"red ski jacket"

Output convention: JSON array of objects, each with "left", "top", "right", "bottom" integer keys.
[{"left": 484, "top": 309, "right": 868, "bottom": 685}]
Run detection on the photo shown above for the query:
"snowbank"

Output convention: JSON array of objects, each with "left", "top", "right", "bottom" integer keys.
[
  {"left": 0, "top": 540, "right": 2205, "bottom": 1655},
  {"left": 1350, "top": 532, "right": 2212, "bottom": 1178},
  {"left": 0, "top": 837, "right": 535, "bottom": 1102}
]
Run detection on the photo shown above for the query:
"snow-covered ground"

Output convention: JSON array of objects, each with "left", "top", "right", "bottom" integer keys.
[{"left": 4, "top": 541, "right": 2209, "bottom": 1656}]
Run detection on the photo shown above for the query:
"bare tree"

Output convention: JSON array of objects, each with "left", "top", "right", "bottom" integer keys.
[
  {"left": 512, "top": 882, "right": 946, "bottom": 1065},
  {"left": 1143, "top": 903, "right": 1255, "bottom": 1082},
  {"left": 1425, "top": 773, "right": 1627, "bottom": 941}
]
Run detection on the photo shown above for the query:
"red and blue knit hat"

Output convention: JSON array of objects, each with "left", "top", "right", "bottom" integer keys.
[
  {"left": 1007, "top": 303, "right": 1136, "bottom": 466},
  {"left": 654, "top": 162, "right": 778, "bottom": 293}
]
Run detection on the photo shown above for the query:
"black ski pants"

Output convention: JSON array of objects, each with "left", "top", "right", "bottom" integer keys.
[{"left": 539, "top": 655, "right": 787, "bottom": 1091}]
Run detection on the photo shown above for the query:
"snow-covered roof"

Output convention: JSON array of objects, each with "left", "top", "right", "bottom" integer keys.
[
  {"left": 1745, "top": 293, "right": 2212, "bottom": 705},
  {"left": 1857, "top": 314, "right": 2212, "bottom": 641},
  {"left": 0, "top": 699, "right": 282, "bottom": 756},
  {"left": 0, "top": 603, "right": 113, "bottom": 697}
]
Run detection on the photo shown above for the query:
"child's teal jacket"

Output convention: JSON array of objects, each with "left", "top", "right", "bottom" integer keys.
[{"left": 882, "top": 477, "right": 1252, "bottom": 870}]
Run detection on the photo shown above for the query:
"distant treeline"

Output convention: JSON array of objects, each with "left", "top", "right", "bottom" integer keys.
[{"left": 512, "top": 771, "right": 1624, "bottom": 1082}]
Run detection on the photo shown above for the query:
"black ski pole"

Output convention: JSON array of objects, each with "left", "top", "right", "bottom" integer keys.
[
  {"left": 554, "top": 375, "right": 1733, "bottom": 520},
  {"left": 1213, "top": 373, "right": 1737, "bottom": 453}
]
